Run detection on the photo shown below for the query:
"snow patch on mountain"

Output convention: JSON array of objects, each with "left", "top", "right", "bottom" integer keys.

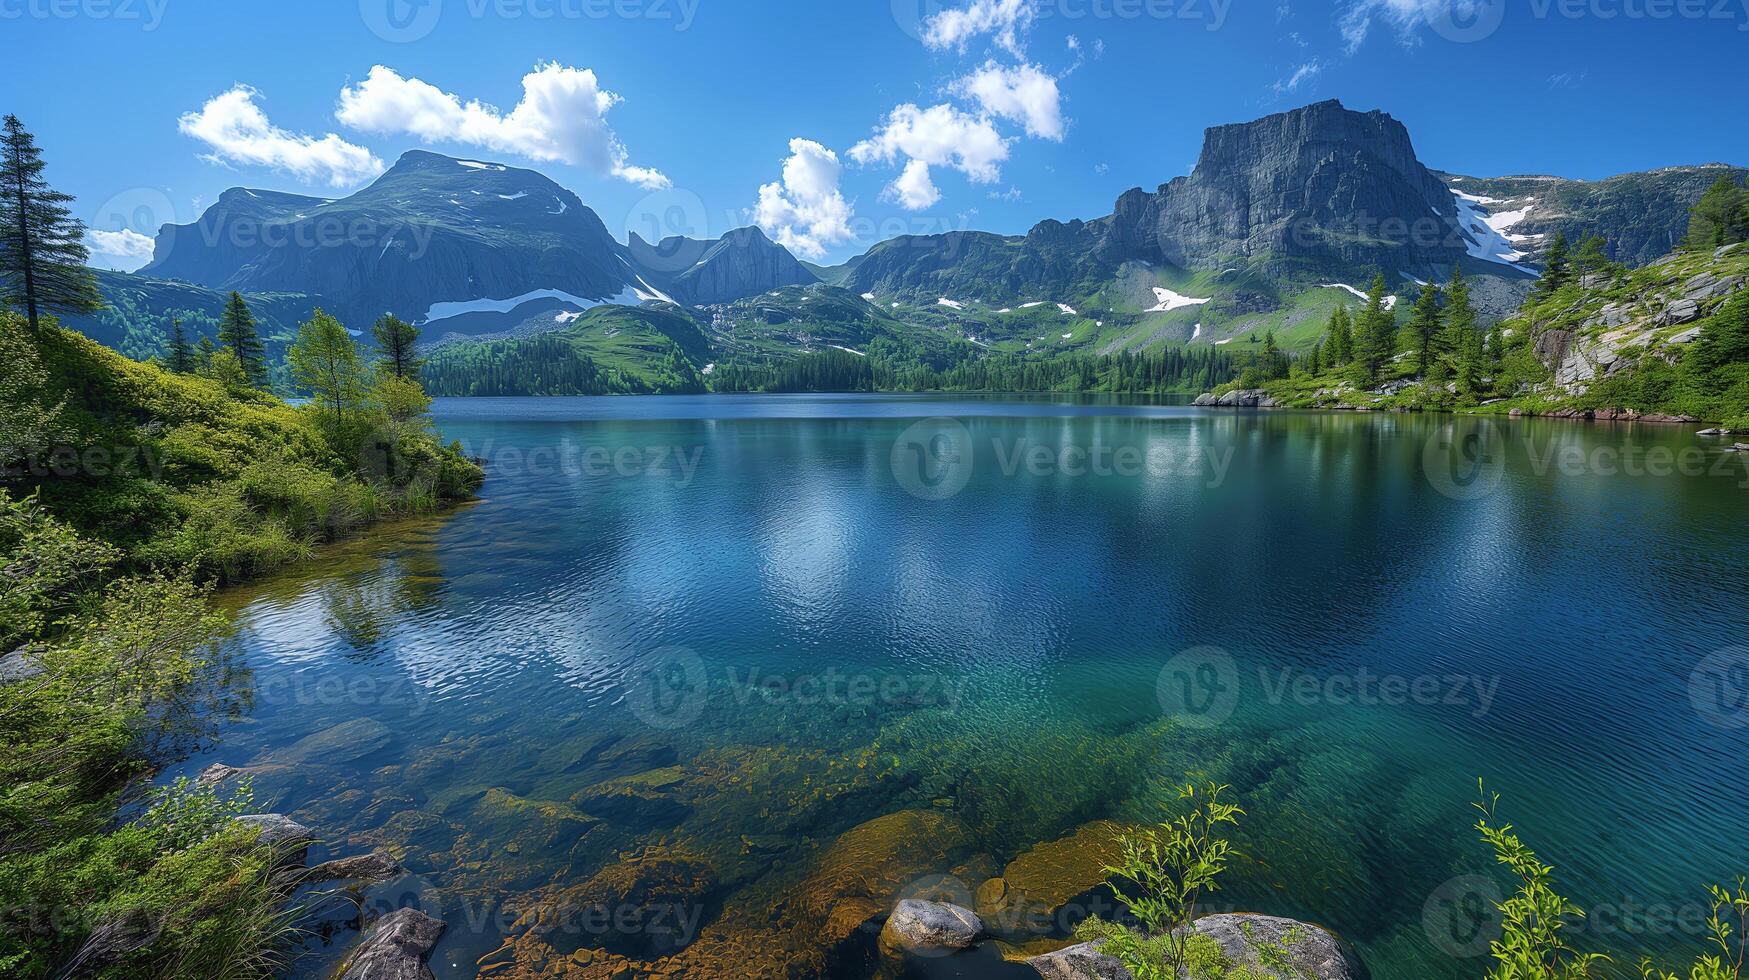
[
  {"left": 422, "top": 286, "right": 642, "bottom": 324},
  {"left": 1145, "top": 286, "right": 1211, "bottom": 313},
  {"left": 457, "top": 160, "right": 507, "bottom": 171},
  {"left": 1057, "top": 303, "right": 1078, "bottom": 316},
  {"left": 498, "top": 192, "right": 528, "bottom": 201},
  {"left": 861, "top": 292, "right": 877, "bottom": 301},
  {"left": 938, "top": 298, "right": 965, "bottom": 309},
  {"left": 1451, "top": 189, "right": 1536, "bottom": 271}
]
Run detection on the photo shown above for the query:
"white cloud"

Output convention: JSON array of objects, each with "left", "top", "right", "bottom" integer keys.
[
  {"left": 752, "top": 138, "right": 854, "bottom": 260},
  {"left": 923, "top": 0, "right": 1036, "bottom": 56},
  {"left": 336, "top": 63, "right": 669, "bottom": 189},
  {"left": 1272, "top": 61, "right": 1324, "bottom": 95},
  {"left": 87, "top": 228, "right": 155, "bottom": 259},
  {"left": 951, "top": 62, "right": 1065, "bottom": 141},
  {"left": 851, "top": 103, "right": 1011, "bottom": 212},
  {"left": 178, "top": 86, "right": 384, "bottom": 187},
  {"left": 1340, "top": 0, "right": 1488, "bottom": 51},
  {"left": 887, "top": 159, "right": 941, "bottom": 210}
]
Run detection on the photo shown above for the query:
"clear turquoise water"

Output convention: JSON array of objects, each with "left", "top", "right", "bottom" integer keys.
[{"left": 180, "top": 395, "right": 1749, "bottom": 978}]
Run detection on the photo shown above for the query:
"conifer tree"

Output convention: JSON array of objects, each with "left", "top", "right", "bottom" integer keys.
[
  {"left": 218, "top": 291, "right": 267, "bottom": 388},
  {"left": 371, "top": 313, "right": 423, "bottom": 379},
  {"left": 1327, "top": 305, "right": 1353, "bottom": 366},
  {"left": 1407, "top": 282, "right": 1443, "bottom": 378},
  {"left": 1687, "top": 174, "right": 1749, "bottom": 250},
  {"left": 165, "top": 317, "right": 194, "bottom": 374},
  {"left": 1571, "top": 234, "right": 1613, "bottom": 278},
  {"left": 1534, "top": 232, "right": 1570, "bottom": 298},
  {"left": 1355, "top": 274, "right": 1395, "bottom": 382},
  {"left": 195, "top": 335, "right": 216, "bottom": 372},
  {"left": 0, "top": 115, "right": 101, "bottom": 332}
]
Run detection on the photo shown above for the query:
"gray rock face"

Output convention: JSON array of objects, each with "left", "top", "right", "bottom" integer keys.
[
  {"left": 668, "top": 226, "right": 818, "bottom": 305},
  {"left": 338, "top": 908, "right": 446, "bottom": 980},
  {"left": 879, "top": 900, "right": 983, "bottom": 957},
  {"left": 236, "top": 813, "right": 315, "bottom": 866},
  {"left": 0, "top": 648, "right": 45, "bottom": 684},
  {"left": 1659, "top": 298, "right": 1702, "bottom": 325},
  {"left": 1199, "top": 389, "right": 1277, "bottom": 408},
  {"left": 1028, "top": 913, "right": 1366, "bottom": 980},
  {"left": 294, "top": 850, "right": 404, "bottom": 887}
]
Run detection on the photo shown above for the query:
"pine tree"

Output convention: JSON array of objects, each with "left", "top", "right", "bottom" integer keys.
[
  {"left": 371, "top": 313, "right": 423, "bottom": 379},
  {"left": 1486, "top": 321, "right": 1506, "bottom": 375},
  {"left": 0, "top": 115, "right": 101, "bottom": 332},
  {"left": 1327, "top": 305, "right": 1353, "bottom": 366},
  {"left": 1570, "top": 234, "right": 1613, "bottom": 278},
  {"left": 1534, "top": 232, "right": 1570, "bottom": 298},
  {"left": 166, "top": 317, "right": 194, "bottom": 374},
  {"left": 1355, "top": 274, "right": 1396, "bottom": 382},
  {"left": 1407, "top": 282, "right": 1443, "bottom": 378},
  {"left": 1686, "top": 174, "right": 1749, "bottom": 251},
  {"left": 196, "top": 335, "right": 216, "bottom": 372},
  {"left": 1308, "top": 341, "right": 1323, "bottom": 376},
  {"left": 218, "top": 291, "right": 267, "bottom": 388},
  {"left": 1260, "top": 330, "right": 1284, "bottom": 380}
]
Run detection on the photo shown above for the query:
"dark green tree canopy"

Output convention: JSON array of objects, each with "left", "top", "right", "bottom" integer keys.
[{"left": 0, "top": 115, "right": 101, "bottom": 332}]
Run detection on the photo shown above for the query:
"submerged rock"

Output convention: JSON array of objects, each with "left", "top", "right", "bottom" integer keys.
[
  {"left": 879, "top": 900, "right": 983, "bottom": 958},
  {"left": 988, "top": 821, "right": 1129, "bottom": 935},
  {"left": 294, "top": 849, "right": 404, "bottom": 886},
  {"left": 339, "top": 908, "right": 446, "bottom": 980},
  {"left": 275, "top": 718, "right": 394, "bottom": 765},
  {"left": 515, "top": 849, "right": 717, "bottom": 957},
  {"left": 570, "top": 765, "right": 690, "bottom": 825},
  {"left": 236, "top": 813, "right": 315, "bottom": 867},
  {"left": 1027, "top": 913, "right": 1368, "bottom": 980}
]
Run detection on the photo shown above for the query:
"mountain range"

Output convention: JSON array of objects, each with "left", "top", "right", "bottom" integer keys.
[{"left": 61, "top": 101, "right": 1745, "bottom": 388}]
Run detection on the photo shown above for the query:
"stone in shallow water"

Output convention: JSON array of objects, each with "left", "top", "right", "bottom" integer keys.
[
  {"left": 339, "top": 907, "right": 446, "bottom": 980},
  {"left": 570, "top": 766, "right": 690, "bottom": 825},
  {"left": 879, "top": 899, "right": 983, "bottom": 957},
  {"left": 989, "top": 820, "right": 1131, "bottom": 935},
  {"left": 515, "top": 849, "right": 718, "bottom": 958},
  {"left": 235, "top": 813, "right": 315, "bottom": 867},
  {"left": 274, "top": 717, "right": 394, "bottom": 765},
  {"left": 1027, "top": 913, "right": 1368, "bottom": 980}
]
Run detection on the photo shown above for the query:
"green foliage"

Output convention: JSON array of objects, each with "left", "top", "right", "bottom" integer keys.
[
  {"left": 1085, "top": 782, "right": 1244, "bottom": 980},
  {"left": 1638, "top": 879, "right": 1749, "bottom": 980},
  {"left": 1354, "top": 274, "right": 1396, "bottom": 382},
  {"left": 1687, "top": 174, "right": 1749, "bottom": 252},
  {"left": 0, "top": 311, "right": 71, "bottom": 471},
  {"left": 0, "top": 114, "right": 101, "bottom": 333},
  {"left": 1407, "top": 282, "right": 1444, "bottom": 378},
  {"left": 370, "top": 313, "right": 422, "bottom": 380},
  {"left": 287, "top": 309, "right": 366, "bottom": 435},
  {"left": 217, "top": 292, "right": 266, "bottom": 389},
  {"left": 1474, "top": 780, "right": 1609, "bottom": 980},
  {"left": 165, "top": 318, "right": 193, "bottom": 375}
]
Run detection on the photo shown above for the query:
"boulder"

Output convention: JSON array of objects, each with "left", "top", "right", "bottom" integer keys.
[
  {"left": 338, "top": 908, "right": 446, "bottom": 980},
  {"left": 570, "top": 766, "right": 690, "bottom": 825},
  {"left": 292, "top": 850, "right": 404, "bottom": 887},
  {"left": 1699, "top": 428, "right": 1724, "bottom": 436},
  {"left": 1027, "top": 913, "right": 1367, "bottom": 980},
  {"left": 1669, "top": 326, "right": 1704, "bottom": 344},
  {"left": 275, "top": 718, "right": 393, "bottom": 766},
  {"left": 514, "top": 850, "right": 717, "bottom": 957},
  {"left": 1718, "top": 242, "right": 1744, "bottom": 259},
  {"left": 879, "top": 900, "right": 983, "bottom": 958},
  {"left": 236, "top": 813, "right": 315, "bottom": 866},
  {"left": 987, "top": 821, "right": 1129, "bottom": 935},
  {"left": 1192, "top": 393, "right": 1218, "bottom": 407},
  {"left": 1658, "top": 299, "right": 1701, "bottom": 326},
  {"left": 195, "top": 762, "right": 264, "bottom": 788},
  {"left": 0, "top": 648, "right": 45, "bottom": 685}
]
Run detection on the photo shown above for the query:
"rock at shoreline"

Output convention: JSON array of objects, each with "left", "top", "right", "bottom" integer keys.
[
  {"left": 236, "top": 813, "right": 315, "bottom": 866},
  {"left": 879, "top": 900, "right": 983, "bottom": 958},
  {"left": 987, "top": 821, "right": 1129, "bottom": 935},
  {"left": 339, "top": 908, "right": 446, "bottom": 980},
  {"left": 1028, "top": 913, "right": 1367, "bottom": 980},
  {"left": 1194, "top": 389, "right": 1278, "bottom": 409},
  {"left": 293, "top": 850, "right": 404, "bottom": 887}
]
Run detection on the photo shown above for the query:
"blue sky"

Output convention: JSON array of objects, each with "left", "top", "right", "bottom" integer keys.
[{"left": 10, "top": 0, "right": 1748, "bottom": 270}]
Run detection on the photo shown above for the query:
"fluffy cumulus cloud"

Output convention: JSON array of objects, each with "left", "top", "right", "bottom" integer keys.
[
  {"left": 1340, "top": 0, "right": 1490, "bottom": 51},
  {"left": 923, "top": 0, "right": 1036, "bottom": 56},
  {"left": 178, "top": 86, "right": 384, "bottom": 187},
  {"left": 87, "top": 228, "right": 156, "bottom": 260},
  {"left": 850, "top": 103, "right": 1010, "bottom": 211},
  {"left": 752, "top": 138, "right": 855, "bottom": 260},
  {"left": 950, "top": 61, "right": 1064, "bottom": 141},
  {"left": 335, "top": 64, "right": 669, "bottom": 189}
]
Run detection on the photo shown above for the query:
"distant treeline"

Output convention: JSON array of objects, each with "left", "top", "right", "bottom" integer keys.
[
  {"left": 421, "top": 335, "right": 704, "bottom": 396},
  {"left": 709, "top": 345, "right": 1238, "bottom": 395}
]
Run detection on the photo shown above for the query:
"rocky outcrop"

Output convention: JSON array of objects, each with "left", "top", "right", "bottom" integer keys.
[
  {"left": 0, "top": 647, "right": 45, "bottom": 684},
  {"left": 1028, "top": 913, "right": 1367, "bottom": 980},
  {"left": 668, "top": 226, "right": 818, "bottom": 305},
  {"left": 292, "top": 850, "right": 404, "bottom": 887},
  {"left": 879, "top": 900, "right": 983, "bottom": 957},
  {"left": 338, "top": 908, "right": 446, "bottom": 980},
  {"left": 1193, "top": 389, "right": 1279, "bottom": 408}
]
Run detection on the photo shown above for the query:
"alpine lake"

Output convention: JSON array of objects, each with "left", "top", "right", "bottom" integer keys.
[{"left": 170, "top": 394, "right": 1749, "bottom": 979}]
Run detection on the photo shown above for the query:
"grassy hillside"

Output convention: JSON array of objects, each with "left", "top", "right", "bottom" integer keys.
[
  {"left": 422, "top": 304, "right": 708, "bottom": 395},
  {"left": 0, "top": 310, "right": 480, "bottom": 977}
]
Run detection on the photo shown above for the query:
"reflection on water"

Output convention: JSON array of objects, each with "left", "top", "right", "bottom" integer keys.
[{"left": 175, "top": 396, "right": 1749, "bottom": 979}]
